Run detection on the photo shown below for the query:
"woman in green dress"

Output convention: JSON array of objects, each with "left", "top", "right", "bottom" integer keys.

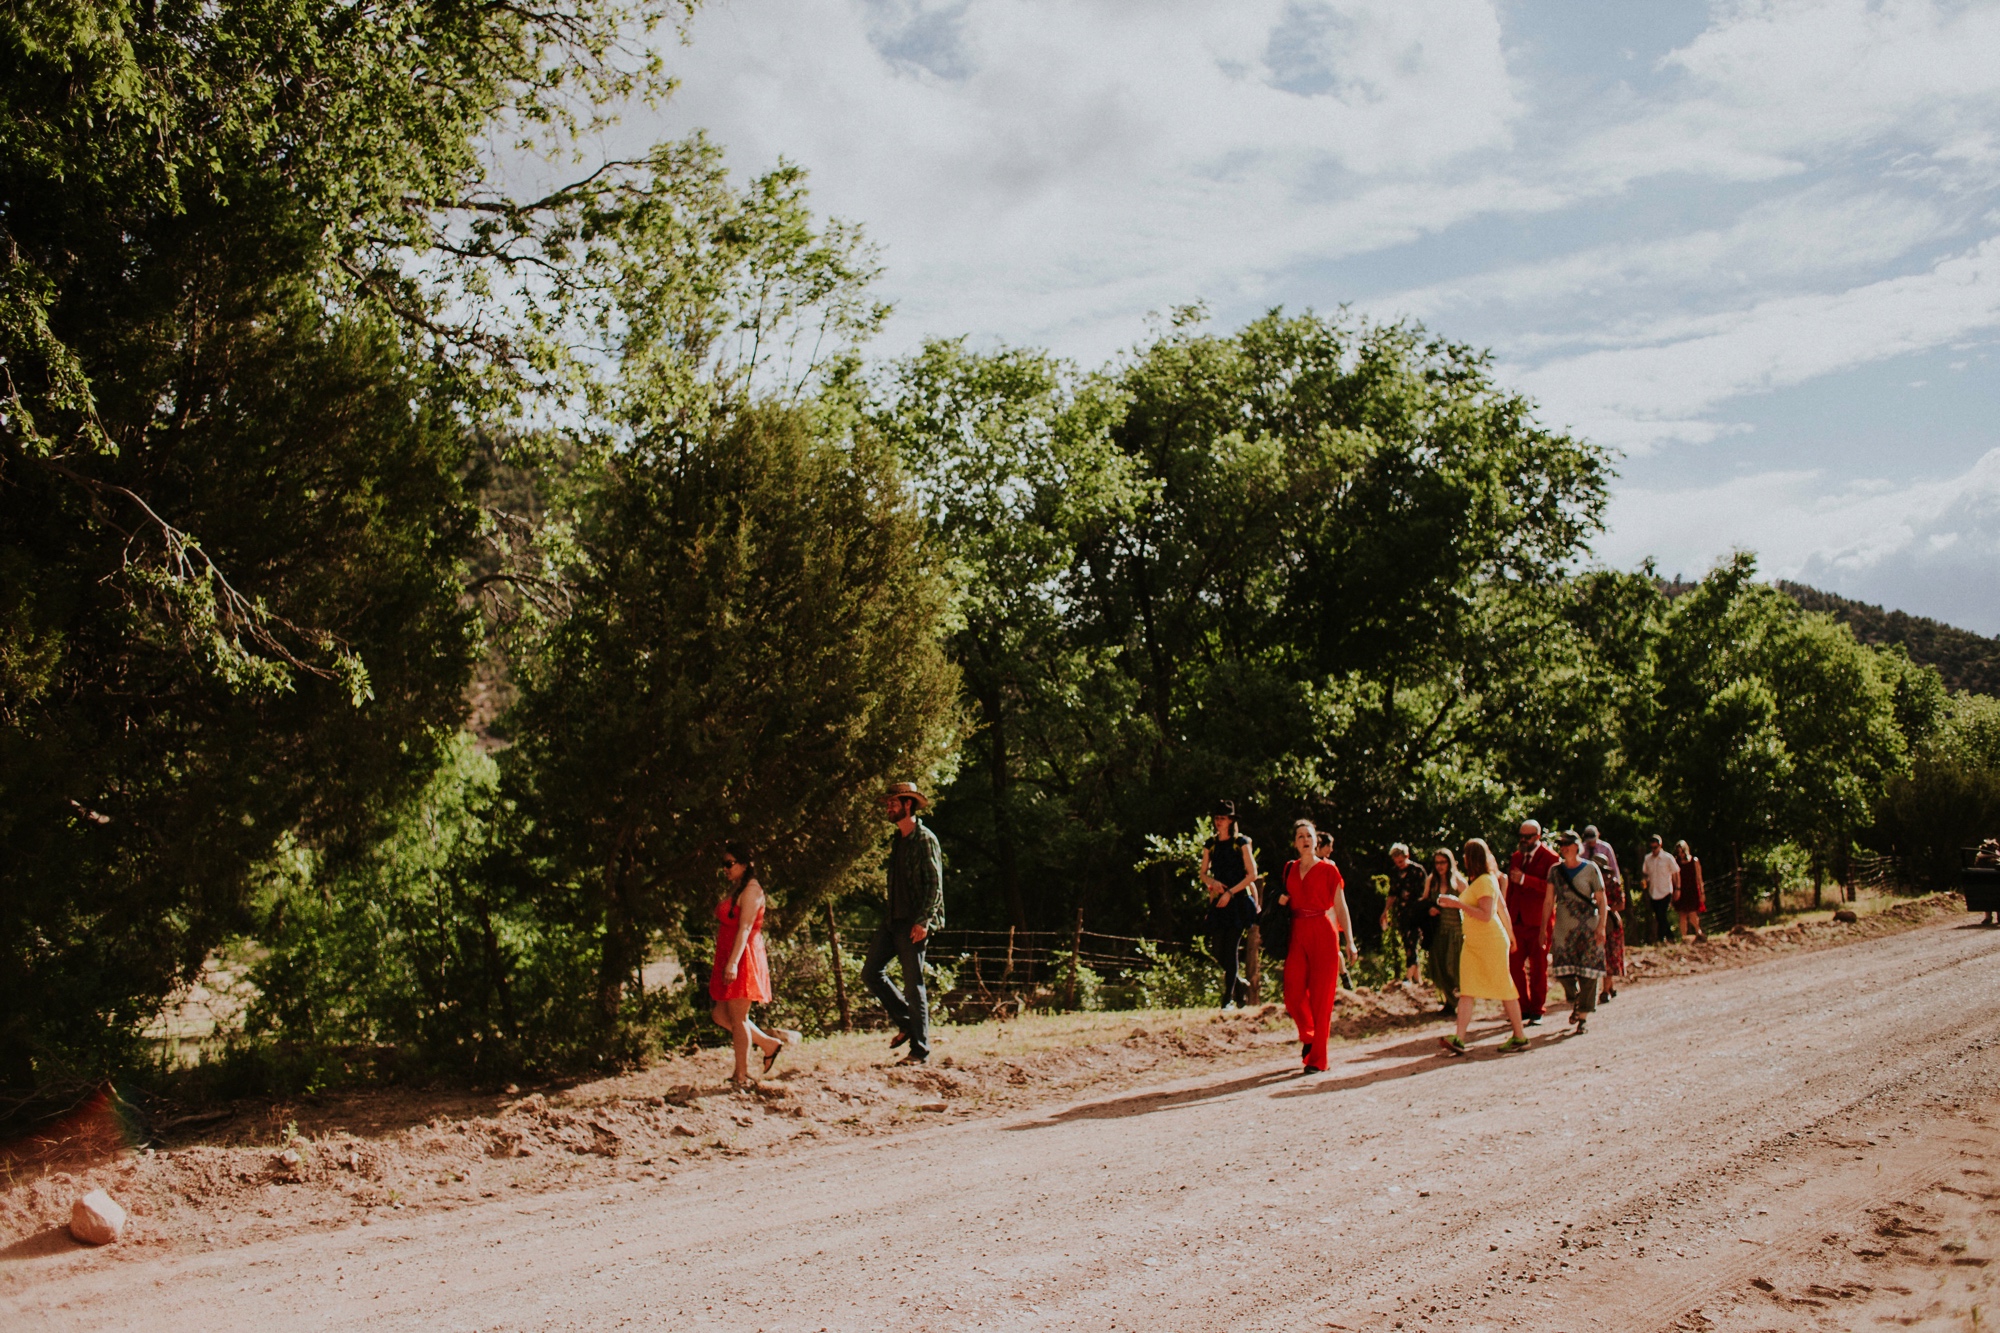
[{"left": 1424, "top": 847, "right": 1464, "bottom": 1015}]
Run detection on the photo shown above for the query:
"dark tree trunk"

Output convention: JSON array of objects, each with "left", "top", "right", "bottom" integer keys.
[
  {"left": 824, "top": 900, "right": 852, "bottom": 1032},
  {"left": 598, "top": 827, "right": 640, "bottom": 1023},
  {"left": 980, "top": 681, "right": 1027, "bottom": 930}
]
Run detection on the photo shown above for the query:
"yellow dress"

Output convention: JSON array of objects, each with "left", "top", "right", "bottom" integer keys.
[{"left": 1458, "top": 873, "right": 1518, "bottom": 1001}]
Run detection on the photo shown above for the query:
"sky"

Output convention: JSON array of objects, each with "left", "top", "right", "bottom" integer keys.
[{"left": 623, "top": 0, "right": 2000, "bottom": 633}]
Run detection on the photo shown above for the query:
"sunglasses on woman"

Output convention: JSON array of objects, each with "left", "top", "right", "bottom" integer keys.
[{"left": 721, "top": 858, "right": 740, "bottom": 869}]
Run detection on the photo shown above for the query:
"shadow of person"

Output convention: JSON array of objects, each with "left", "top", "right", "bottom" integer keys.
[
  {"left": 1002, "top": 1066, "right": 1301, "bottom": 1130},
  {"left": 1350, "top": 1024, "right": 1511, "bottom": 1062},
  {"left": 0, "top": 1226, "right": 86, "bottom": 1262},
  {"left": 1272, "top": 1037, "right": 1548, "bottom": 1099}
]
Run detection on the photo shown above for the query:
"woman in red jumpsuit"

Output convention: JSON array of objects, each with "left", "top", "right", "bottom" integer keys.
[{"left": 1280, "top": 819, "right": 1357, "bottom": 1074}]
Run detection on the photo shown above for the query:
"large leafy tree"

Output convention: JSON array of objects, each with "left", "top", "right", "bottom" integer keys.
[
  {"left": 1646, "top": 554, "right": 1907, "bottom": 918},
  {"left": 0, "top": 0, "right": 682, "bottom": 1098},
  {"left": 875, "top": 340, "right": 1140, "bottom": 929},
  {"left": 507, "top": 402, "right": 961, "bottom": 1020},
  {"left": 1080, "top": 310, "right": 1609, "bottom": 921},
  {"left": 888, "top": 309, "right": 1611, "bottom": 934}
]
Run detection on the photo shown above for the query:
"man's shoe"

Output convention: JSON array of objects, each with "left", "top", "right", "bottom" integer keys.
[
  {"left": 889, "top": 1032, "right": 908, "bottom": 1050},
  {"left": 1524, "top": 1015, "right": 1543, "bottom": 1027},
  {"left": 896, "top": 1053, "right": 927, "bottom": 1066}
]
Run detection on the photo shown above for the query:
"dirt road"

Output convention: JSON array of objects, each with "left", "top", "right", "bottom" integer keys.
[{"left": 8, "top": 913, "right": 2000, "bottom": 1331}]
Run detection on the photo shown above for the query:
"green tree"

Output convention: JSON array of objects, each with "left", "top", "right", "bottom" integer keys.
[
  {"left": 506, "top": 402, "right": 961, "bottom": 1023},
  {"left": 1873, "top": 692, "right": 2000, "bottom": 889},
  {"left": 0, "top": 0, "right": 681, "bottom": 1100},
  {"left": 1082, "top": 310, "right": 1609, "bottom": 924},
  {"left": 1647, "top": 554, "right": 1906, "bottom": 918},
  {"left": 887, "top": 308, "right": 1611, "bottom": 937},
  {"left": 875, "top": 340, "right": 1140, "bottom": 929}
]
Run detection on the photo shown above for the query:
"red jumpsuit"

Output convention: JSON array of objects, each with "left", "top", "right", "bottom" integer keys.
[
  {"left": 1283, "top": 857, "right": 1345, "bottom": 1072},
  {"left": 1507, "top": 844, "right": 1558, "bottom": 1020}
]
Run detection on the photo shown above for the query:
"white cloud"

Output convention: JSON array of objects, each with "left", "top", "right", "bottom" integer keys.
[
  {"left": 635, "top": 0, "right": 1529, "bottom": 355},
  {"left": 1392, "top": 186, "right": 1954, "bottom": 335},
  {"left": 612, "top": 1, "right": 2000, "bottom": 627},
  {"left": 1515, "top": 235, "right": 2000, "bottom": 451},
  {"left": 1602, "top": 448, "right": 2000, "bottom": 634},
  {"left": 1577, "top": 0, "right": 2000, "bottom": 187}
]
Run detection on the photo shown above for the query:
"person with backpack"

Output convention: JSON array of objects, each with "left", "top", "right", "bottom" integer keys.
[
  {"left": 1548, "top": 830, "right": 1610, "bottom": 1032},
  {"left": 1594, "top": 845, "right": 1627, "bottom": 1001},
  {"left": 1200, "top": 800, "right": 1260, "bottom": 1009},
  {"left": 865, "top": 781, "right": 944, "bottom": 1065}
]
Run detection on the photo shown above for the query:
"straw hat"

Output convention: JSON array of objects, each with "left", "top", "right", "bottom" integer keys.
[{"left": 884, "top": 781, "right": 931, "bottom": 810}]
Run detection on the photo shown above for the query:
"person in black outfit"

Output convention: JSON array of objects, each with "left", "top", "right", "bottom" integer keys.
[
  {"left": 1384, "top": 842, "right": 1431, "bottom": 984},
  {"left": 1200, "top": 800, "right": 1259, "bottom": 1008}
]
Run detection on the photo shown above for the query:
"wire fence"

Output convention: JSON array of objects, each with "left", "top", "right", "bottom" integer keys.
[{"left": 924, "top": 926, "right": 1194, "bottom": 984}]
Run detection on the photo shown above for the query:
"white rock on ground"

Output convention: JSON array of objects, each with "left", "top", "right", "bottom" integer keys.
[{"left": 70, "top": 1189, "right": 127, "bottom": 1245}]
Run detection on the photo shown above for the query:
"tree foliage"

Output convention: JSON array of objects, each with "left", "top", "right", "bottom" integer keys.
[{"left": 507, "top": 402, "right": 961, "bottom": 1022}]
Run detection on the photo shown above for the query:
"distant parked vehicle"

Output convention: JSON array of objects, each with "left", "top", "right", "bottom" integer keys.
[{"left": 1961, "top": 841, "right": 2000, "bottom": 927}]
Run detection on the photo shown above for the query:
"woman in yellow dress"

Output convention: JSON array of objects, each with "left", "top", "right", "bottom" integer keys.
[{"left": 1436, "top": 837, "right": 1531, "bottom": 1056}]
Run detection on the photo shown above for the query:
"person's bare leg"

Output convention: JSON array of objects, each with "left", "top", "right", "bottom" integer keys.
[
  {"left": 1455, "top": 995, "right": 1474, "bottom": 1043},
  {"left": 1502, "top": 998, "right": 1527, "bottom": 1041},
  {"left": 744, "top": 1015, "right": 782, "bottom": 1059},
  {"left": 724, "top": 998, "right": 755, "bottom": 1083}
]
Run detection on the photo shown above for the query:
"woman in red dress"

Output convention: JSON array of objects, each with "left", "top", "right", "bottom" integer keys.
[
  {"left": 710, "top": 842, "right": 786, "bottom": 1085},
  {"left": 1280, "top": 819, "right": 1358, "bottom": 1074}
]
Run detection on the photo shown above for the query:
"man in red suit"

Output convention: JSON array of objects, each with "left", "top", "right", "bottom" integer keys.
[{"left": 1506, "top": 819, "right": 1559, "bottom": 1024}]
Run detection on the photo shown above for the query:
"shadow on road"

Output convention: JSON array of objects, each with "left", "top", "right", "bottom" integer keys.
[
  {"left": 1004, "top": 1021, "right": 1549, "bottom": 1126},
  {"left": 1001, "top": 1067, "right": 1297, "bottom": 1128}
]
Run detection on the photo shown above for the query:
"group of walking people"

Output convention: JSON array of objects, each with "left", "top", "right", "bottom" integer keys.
[
  {"left": 1202, "top": 808, "right": 1712, "bottom": 1062},
  {"left": 704, "top": 778, "right": 1716, "bottom": 1083}
]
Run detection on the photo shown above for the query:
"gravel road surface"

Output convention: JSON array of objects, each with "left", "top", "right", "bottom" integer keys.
[{"left": 8, "top": 914, "right": 2000, "bottom": 1331}]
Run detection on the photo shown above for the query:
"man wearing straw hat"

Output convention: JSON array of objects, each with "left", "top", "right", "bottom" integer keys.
[{"left": 867, "top": 781, "right": 945, "bottom": 1065}]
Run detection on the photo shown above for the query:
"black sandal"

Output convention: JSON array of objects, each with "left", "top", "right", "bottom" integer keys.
[{"left": 762, "top": 1039, "right": 785, "bottom": 1075}]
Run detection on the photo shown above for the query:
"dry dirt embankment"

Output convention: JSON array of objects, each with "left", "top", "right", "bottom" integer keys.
[{"left": 0, "top": 892, "right": 1961, "bottom": 1279}]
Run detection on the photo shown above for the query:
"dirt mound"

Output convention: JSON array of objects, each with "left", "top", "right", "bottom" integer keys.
[{"left": 1624, "top": 893, "right": 1961, "bottom": 983}]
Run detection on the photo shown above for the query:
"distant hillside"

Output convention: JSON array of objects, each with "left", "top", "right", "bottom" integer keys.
[{"left": 1779, "top": 582, "right": 2000, "bottom": 698}]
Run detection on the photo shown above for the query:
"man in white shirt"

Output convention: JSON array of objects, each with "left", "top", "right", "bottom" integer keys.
[{"left": 1639, "top": 834, "right": 1680, "bottom": 943}]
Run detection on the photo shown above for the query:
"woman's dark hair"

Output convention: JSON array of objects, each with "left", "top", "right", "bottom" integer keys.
[
  {"left": 1432, "top": 844, "right": 1464, "bottom": 888},
  {"left": 723, "top": 841, "right": 757, "bottom": 885}
]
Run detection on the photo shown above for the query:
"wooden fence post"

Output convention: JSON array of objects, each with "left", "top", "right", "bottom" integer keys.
[
  {"left": 1731, "top": 842, "right": 1744, "bottom": 930},
  {"left": 825, "top": 901, "right": 852, "bottom": 1032},
  {"left": 1065, "top": 907, "right": 1083, "bottom": 1009},
  {"left": 1002, "top": 925, "right": 1015, "bottom": 985}
]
